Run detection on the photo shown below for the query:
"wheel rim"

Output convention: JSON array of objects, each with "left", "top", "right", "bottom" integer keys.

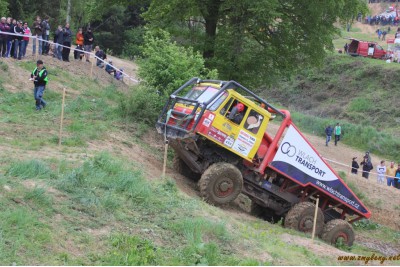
[
  {"left": 299, "top": 216, "right": 314, "bottom": 232},
  {"left": 336, "top": 232, "right": 348, "bottom": 244},
  {"left": 214, "top": 178, "right": 234, "bottom": 198}
]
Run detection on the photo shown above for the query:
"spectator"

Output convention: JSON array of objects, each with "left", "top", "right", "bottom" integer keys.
[
  {"left": 382, "top": 30, "right": 387, "bottom": 41},
  {"left": 7, "top": 18, "right": 15, "bottom": 58},
  {"left": 94, "top": 45, "right": 106, "bottom": 67},
  {"left": 105, "top": 60, "right": 115, "bottom": 75},
  {"left": 83, "top": 27, "right": 94, "bottom": 62},
  {"left": 74, "top": 27, "right": 84, "bottom": 60},
  {"left": 395, "top": 164, "right": 400, "bottom": 189},
  {"left": 115, "top": 68, "right": 124, "bottom": 81},
  {"left": 376, "top": 28, "right": 382, "bottom": 40},
  {"left": 351, "top": 157, "right": 359, "bottom": 174},
  {"left": 62, "top": 23, "right": 72, "bottom": 62},
  {"left": 0, "top": 17, "right": 8, "bottom": 57},
  {"left": 325, "top": 125, "right": 333, "bottom": 146},
  {"left": 21, "top": 22, "right": 31, "bottom": 58},
  {"left": 41, "top": 17, "right": 50, "bottom": 55},
  {"left": 344, "top": 43, "right": 348, "bottom": 54},
  {"left": 54, "top": 25, "right": 63, "bottom": 61},
  {"left": 360, "top": 154, "right": 373, "bottom": 179},
  {"left": 30, "top": 60, "right": 48, "bottom": 111},
  {"left": 13, "top": 20, "right": 24, "bottom": 60},
  {"left": 32, "top": 16, "right": 43, "bottom": 56},
  {"left": 364, "top": 151, "right": 371, "bottom": 162},
  {"left": 376, "top": 160, "right": 386, "bottom": 185},
  {"left": 334, "top": 122, "right": 341, "bottom": 146},
  {"left": 386, "top": 161, "right": 396, "bottom": 187}
]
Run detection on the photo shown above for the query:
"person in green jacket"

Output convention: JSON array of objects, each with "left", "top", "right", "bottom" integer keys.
[
  {"left": 334, "top": 122, "right": 341, "bottom": 146},
  {"left": 30, "top": 59, "right": 48, "bottom": 110}
]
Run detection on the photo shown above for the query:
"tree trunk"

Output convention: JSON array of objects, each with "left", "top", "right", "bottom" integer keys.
[
  {"left": 66, "top": 0, "right": 71, "bottom": 24},
  {"left": 201, "top": 0, "right": 223, "bottom": 59}
]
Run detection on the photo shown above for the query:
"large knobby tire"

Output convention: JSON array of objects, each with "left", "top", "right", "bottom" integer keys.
[
  {"left": 321, "top": 219, "right": 355, "bottom": 247},
  {"left": 199, "top": 162, "right": 243, "bottom": 205},
  {"left": 172, "top": 155, "right": 200, "bottom": 181},
  {"left": 284, "top": 202, "right": 325, "bottom": 236}
]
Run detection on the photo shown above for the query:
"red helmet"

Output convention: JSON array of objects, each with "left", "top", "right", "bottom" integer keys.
[{"left": 236, "top": 103, "right": 244, "bottom": 112}]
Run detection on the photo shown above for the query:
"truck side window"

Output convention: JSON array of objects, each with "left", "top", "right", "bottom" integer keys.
[
  {"left": 220, "top": 98, "right": 234, "bottom": 116},
  {"left": 244, "top": 110, "right": 263, "bottom": 134},
  {"left": 227, "top": 102, "right": 247, "bottom": 125}
]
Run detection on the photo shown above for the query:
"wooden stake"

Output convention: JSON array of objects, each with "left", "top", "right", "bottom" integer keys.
[
  {"left": 311, "top": 196, "right": 320, "bottom": 241},
  {"left": 162, "top": 140, "right": 169, "bottom": 178},
  {"left": 58, "top": 88, "right": 66, "bottom": 147}
]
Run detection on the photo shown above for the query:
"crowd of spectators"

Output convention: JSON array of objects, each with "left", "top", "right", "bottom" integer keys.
[{"left": 0, "top": 16, "right": 124, "bottom": 81}]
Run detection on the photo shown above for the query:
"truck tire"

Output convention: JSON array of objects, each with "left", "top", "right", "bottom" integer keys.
[
  {"left": 199, "top": 162, "right": 243, "bottom": 205},
  {"left": 172, "top": 155, "right": 200, "bottom": 181},
  {"left": 321, "top": 219, "right": 355, "bottom": 247},
  {"left": 284, "top": 202, "right": 324, "bottom": 235}
]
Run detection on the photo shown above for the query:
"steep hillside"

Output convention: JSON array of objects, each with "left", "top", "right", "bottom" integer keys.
[
  {"left": 0, "top": 54, "right": 399, "bottom": 265},
  {"left": 269, "top": 55, "right": 400, "bottom": 133}
]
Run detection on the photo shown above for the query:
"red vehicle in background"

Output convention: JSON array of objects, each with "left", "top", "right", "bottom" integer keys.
[{"left": 347, "top": 38, "right": 387, "bottom": 59}]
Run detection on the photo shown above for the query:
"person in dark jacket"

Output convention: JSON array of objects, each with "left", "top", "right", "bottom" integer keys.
[
  {"left": 62, "top": 23, "right": 72, "bottom": 62},
  {"left": 32, "top": 16, "right": 43, "bottom": 56},
  {"left": 94, "top": 45, "right": 106, "bottom": 67},
  {"left": 0, "top": 17, "right": 9, "bottom": 57},
  {"left": 13, "top": 21, "right": 24, "bottom": 60},
  {"left": 41, "top": 17, "right": 50, "bottom": 55},
  {"left": 54, "top": 25, "right": 63, "bottom": 60},
  {"left": 83, "top": 27, "right": 94, "bottom": 62},
  {"left": 325, "top": 125, "right": 333, "bottom": 146},
  {"left": 7, "top": 18, "right": 15, "bottom": 58},
  {"left": 395, "top": 164, "right": 400, "bottom": 189},
  {"left": 360, "top": 155, "right": 373, "bottom": 179},
  {"left": 351, "top": 157, "right": 359, "bottom": 174},
  {"left": 30, "top": 60, "right": 48, "bottom": 111}
]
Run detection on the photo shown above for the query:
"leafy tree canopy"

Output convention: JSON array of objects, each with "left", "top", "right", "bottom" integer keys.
[{"left": 144, "top": 0, "right": 368, "bottom": 86}]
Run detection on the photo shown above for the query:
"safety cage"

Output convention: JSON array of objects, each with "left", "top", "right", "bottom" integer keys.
[{"left": 155, "top": 77, "right": 284, "bottom": 139}]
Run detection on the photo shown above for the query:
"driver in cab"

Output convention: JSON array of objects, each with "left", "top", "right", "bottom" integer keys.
[{"left": 228, "top": 103, "right": 245, "bottom": 124}]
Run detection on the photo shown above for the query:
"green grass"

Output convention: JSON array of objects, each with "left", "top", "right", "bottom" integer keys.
[{"left": 0, "top": 152, "right": 354, "bottom": 265}]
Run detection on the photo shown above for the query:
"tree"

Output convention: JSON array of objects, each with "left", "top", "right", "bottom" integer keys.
[
  {"left": 143, "top": 0, "right": 368, "bottom": 86},
  {"left": 0, "top": 0, "right": 8, "bottom": 17}
]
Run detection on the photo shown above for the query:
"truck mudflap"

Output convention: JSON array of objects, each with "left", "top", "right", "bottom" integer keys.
[{"left": 269, "top": 124, "right": 371, "bottom": 218}]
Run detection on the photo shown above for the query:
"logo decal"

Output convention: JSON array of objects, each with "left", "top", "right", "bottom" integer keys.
[{"left": 280, "top": 142, "right": 296, "bottom": 157}]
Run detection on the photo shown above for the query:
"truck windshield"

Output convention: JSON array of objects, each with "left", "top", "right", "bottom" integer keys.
[
  {"left": 184, "top": 86, "right": 228, "bottom": 111},
  {"left": 185, "top": 86, "right": 219, "bottom": 103}
]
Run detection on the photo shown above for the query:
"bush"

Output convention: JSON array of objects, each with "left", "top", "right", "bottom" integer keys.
[
  {"left": 137, "top": 29, "right": 218, "bottom": 95},
  {"left": 119, "top": 85, "right": 163, "bottom": 124}
]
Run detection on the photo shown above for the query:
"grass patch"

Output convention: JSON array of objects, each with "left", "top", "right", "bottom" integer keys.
[{"left": 6, "top": 159, "right": 55, "bottom": 180}]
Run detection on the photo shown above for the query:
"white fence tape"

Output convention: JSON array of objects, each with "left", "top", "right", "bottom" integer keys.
[{"left": 0, "top": 31, "right": 139, "bottom": 84}]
